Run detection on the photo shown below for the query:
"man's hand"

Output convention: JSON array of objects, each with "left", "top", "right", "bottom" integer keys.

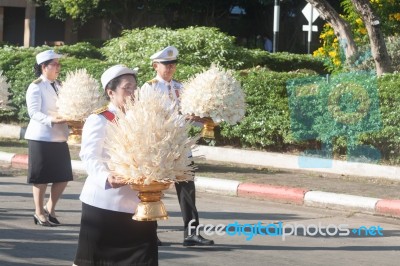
[
  {"left": 107, "top": 174, "right": 127, "bottom": 188},
  {"left": 186, "top": 115, "right": 208, "bottom": 124}
]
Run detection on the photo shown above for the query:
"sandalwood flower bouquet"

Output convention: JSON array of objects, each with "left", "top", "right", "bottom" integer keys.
[
  {"left": 180, "top": 64, "right": 246, "bottom": 125},
  {"left": 0, "top": 71, "right": 11, "bottom": 110},
  {"left": 104, "top": 88, "right": 198, "bottom": 185},
  {"left": 57, "top": 69, "right": 106, "bottom": 121}
]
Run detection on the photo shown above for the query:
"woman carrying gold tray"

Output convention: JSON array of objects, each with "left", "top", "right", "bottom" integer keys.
[{"left": 73, "top": 65, "right": 158, "bottom": 266}]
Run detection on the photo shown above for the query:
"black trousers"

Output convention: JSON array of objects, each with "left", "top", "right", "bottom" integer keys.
[{"left": 175, "top": 180, "right": 199, "bottom": 236}]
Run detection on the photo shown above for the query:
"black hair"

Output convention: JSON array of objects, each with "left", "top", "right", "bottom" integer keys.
[
  {"left": 33, "top": 59, "right": 53, "bottom": 77},
  {"left": 104, "top": 74, "right": 138, "bottom": 100}
]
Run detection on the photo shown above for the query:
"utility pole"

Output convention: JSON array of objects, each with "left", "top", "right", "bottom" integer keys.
[{"left": 273, "top": 0, "right": 280, "bottom": 53}]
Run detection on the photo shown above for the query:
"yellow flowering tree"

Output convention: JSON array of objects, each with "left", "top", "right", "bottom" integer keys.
[
  {"left": 313, "top": 25, "right": 344, "bottom": 72},
  {"left": 313, "top": 0, "right": 400, "bottom": 73}
]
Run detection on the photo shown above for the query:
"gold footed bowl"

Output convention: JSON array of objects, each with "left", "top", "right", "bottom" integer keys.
[
  {"left": 201, "top": 117, "right": 219, "bottom": 139},
  {"left": 66, "top": 120, "right": 85, "bottom": 144},
  {"left": 130, "top": 181, "right": 172, "bottom": 221}
]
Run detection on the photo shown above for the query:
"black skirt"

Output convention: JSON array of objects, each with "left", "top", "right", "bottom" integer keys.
[
  {"left": 74, "top": 203, "right": 158, "bottom": 266},
  {"left": 27, "top": 140, "right": 73, "bottom": 184}
]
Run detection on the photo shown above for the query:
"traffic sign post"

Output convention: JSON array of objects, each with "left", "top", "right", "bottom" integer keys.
[{"left": 302, "top": 3, "right": 320, "bottom": 54}]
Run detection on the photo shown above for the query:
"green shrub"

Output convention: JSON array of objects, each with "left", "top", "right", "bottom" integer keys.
[
  {"left": 261, "top": 52, "right": 325, "bottom": 74},
  {"left": 218, "top": 68, "right": 309, "bottom": 148},
  {"left": 287, "top": 71, "right": 381, "bottom": 161},
  {"left": 56, "top": 42, "right": 104, "bottom": 60},
  {"left": 358, "top": 73, "right": 400, "bottom": 164},
  {"left": 101, "top": 26, "right": 325, "bottom": 82}
]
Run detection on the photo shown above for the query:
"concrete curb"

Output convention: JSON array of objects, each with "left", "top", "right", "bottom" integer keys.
[
  {"left": 0, "top": 151, "right": 16, "bottom": 164},
  {"left": 0, "top": 124, "right": 25, "bottom": 139},
  {"left": 195, "top": 176, "right": 240, "bottom": 196},
  {"left": 237, "top": 183, "right": 307, "bottom": 205},
  {"left": 193, "top": 146, "right": 400, "bottom": 181},
  {"left": 2, "top": 151, "right": 400, "bottom": 219},
  {"left": 304, "top": 191, "right": 379, "bottom": 213}
]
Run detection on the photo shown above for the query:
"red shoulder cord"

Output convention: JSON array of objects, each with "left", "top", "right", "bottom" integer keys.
[{"left": 100, "top": 110, "right": 116, "bottom": 122}]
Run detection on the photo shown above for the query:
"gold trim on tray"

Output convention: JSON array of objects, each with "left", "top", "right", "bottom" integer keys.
[{"left": 130, "top": 181, "right": 172, "bottom": 221}]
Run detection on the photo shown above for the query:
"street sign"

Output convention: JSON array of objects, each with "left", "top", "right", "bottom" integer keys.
[
  {"left": 302, "top": 25, "right": 318, "bottom": 32},
  {"left": 302, "top": 3, "right": 320, "bottom": 23}
]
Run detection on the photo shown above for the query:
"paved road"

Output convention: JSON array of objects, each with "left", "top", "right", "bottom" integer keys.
[{"left": 0, "top": 175, "right": 399, "bottom": 266}]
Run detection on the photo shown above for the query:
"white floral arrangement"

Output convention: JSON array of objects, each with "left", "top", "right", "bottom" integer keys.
[
  {"left": 0, "top": 71, "right": 11, "bottom": 110},
  {"left": 180, "top": 64, "right": 246, "bottom": 125},
  {"left": 105, "top": 88, "right": 198, "bottom": 185},
  {"left": 57, "top": 69, "right": 106, "bottom": 121}
]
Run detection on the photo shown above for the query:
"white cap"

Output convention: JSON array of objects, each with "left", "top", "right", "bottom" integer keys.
[
  {"left": 36, "top": 50, "right": 62, "bottom": 65},
  {"left": 150, "top": 46, "right": 179, "bottom": 63},
  {"left": 101, "top": 65, "right": 138, "bottom": 90}
]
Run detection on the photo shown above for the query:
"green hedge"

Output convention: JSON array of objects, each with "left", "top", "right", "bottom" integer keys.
[
  {"left": 101, "top": 26, "right": 325, "bottom": 82},
  {"left": 358, "top": 73, "right": 400, "bottom": 164},
  {"left": 218, "top": 68, "right": 308, "bottom": 148}
]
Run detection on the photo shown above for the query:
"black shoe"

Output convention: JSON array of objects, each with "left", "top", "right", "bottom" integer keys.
[
  {"left": 44, "top": 205, "right": 61, "bottom": 225},
  {"left": 33, "top": 214, "right": 52, "bottom": 227},
  {"left": 157, "top": 236, "right": 162, "bottom": 246},
  {"left": 183, "top": 234, "right": 214, "bottom": 246}
]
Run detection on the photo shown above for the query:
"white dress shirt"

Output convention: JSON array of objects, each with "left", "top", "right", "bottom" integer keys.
[
  {"left": 140, "top": 75, "right": 182, "bottom": 103},
  {"left": 140, "top": 75, "right": 197, "bottom": 156},
  {"left": 24, "top": 75, "right": 69, "bottom": 142},
  {"left": 79, "top": 103, "right": 140, "bottom": 213}
]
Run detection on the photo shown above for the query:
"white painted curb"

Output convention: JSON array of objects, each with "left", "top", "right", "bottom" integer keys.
[
  {"left": 194, "top": 176, "right": 240, "bottom": 196},
  {"left": 71, "top": 160, "right": 86, "bottom": 173},
  {"left": 0, "top": 151, "right": 15, "bottom": 164},
  {"left": 193, "top": 145, "right": 400, "bottom": 181},
  {"left": 0, "top": 124, "right": 23, "bottom": 139},
  {"left": 304, "top": 191, "right": 379, "bottom": 212}
]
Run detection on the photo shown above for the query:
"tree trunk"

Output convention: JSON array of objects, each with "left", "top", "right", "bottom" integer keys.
[
  {"left": 306, "top": 0, "right": 357, "bottom": 60},
  {"left": 350, "top": 0, "right": 393, "bottom": 76}
]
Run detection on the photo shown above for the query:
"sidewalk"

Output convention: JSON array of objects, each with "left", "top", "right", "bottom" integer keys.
[{"left": 1, "top": 148, "right": 400, "bottom": 219}]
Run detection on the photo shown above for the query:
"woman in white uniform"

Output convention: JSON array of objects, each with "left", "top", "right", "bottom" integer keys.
[
  {"left": 73, "top": 65, "right": 158, "bottom": 266},
  {"left": 25, "top": 50, "right": 73, "bottom": 227}
]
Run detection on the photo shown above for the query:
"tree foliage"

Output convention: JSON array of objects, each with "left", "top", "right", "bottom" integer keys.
[{"left": 313, "top": 0, "right": 400, "bottom": 73}]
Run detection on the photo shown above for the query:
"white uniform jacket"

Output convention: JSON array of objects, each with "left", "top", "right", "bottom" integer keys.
[
  {"left": 79, "top": 103, "right": 140, "bottom": 213},
  {"left": 24, "top": 75, "right": 69, "bottom": 142},
  {"left": 140, "top": 75, "right": 197, "bottom": 156},
  {"left": 140, "top": 75, "right": 182, "bottom": 104}
]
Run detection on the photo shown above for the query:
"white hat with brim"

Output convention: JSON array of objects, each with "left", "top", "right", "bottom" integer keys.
[
  {"left": 150, "top": 46, "right": 179, "bottom": 63},
  {"left": 36, "top": 50, "right": 62, "bottom": 65},
  {"left": 101, "top": 65, "right": 138, "bottom": 90}
]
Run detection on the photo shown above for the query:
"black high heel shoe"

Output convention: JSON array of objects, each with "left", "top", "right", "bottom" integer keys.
[
  {"left": 33, "top": 214, "right": 52, "bottom": 227},
  {"left": 44, "top": 205, "right": 61, "bottom": 225}
]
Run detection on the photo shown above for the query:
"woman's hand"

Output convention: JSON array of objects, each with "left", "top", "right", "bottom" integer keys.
[
  {"left": 51, "top": 117, "right": 67, "bottom": 124},
  {"left": 107, "top": 174, "right": 127, "bottom": 188}
]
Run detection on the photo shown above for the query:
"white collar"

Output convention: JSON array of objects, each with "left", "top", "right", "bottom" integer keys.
[
  {"left": 40, "top": 75, "right": 55, "bottom": 83},
  {"left": 108, "top": 102, "right": 119, "bottom": 113},
  {"left": 156, "top": 75, "right": 173, "bottom": 85}
]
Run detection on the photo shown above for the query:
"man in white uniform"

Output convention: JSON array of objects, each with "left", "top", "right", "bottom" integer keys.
[{"left": 141, "top": 46, "right": 214, "bottom": 247}]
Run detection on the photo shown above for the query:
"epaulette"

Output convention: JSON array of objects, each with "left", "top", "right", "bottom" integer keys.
[
  {"left": 33, "top": 78, "right": 42, "bottom": 84},
  {"left": 172, "top": 79, "right": 181, "bottom": 83},
  {"left": 93, "top": 105, "right": 109, "bottom": 115},
  {"left": 146, "top": 79, "right": 158, "bottom": 85}
]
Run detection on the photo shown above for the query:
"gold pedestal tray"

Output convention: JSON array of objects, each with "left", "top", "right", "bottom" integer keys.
[
  {"left": 201, "top": 117, "right": 218, "bottom": 139},
  {"left": 130, "top": 181, "right": 172, "bottom": 221},
  {"left": 66, "top": 120, "right": 85, "bottom": 144}
]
